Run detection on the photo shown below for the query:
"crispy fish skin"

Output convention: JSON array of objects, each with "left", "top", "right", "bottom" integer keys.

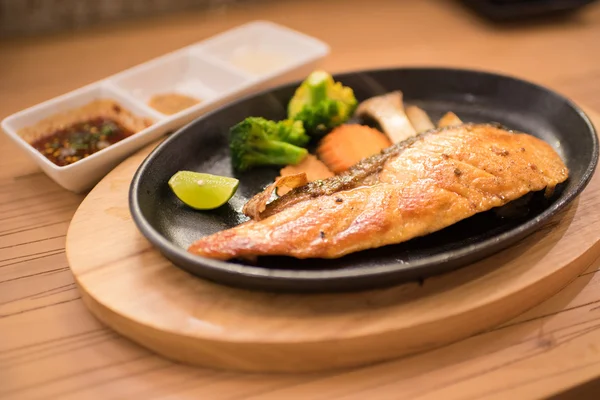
[
  {"left": 255, "top": 125, "right": 425, "bottom": 220},
  {"left": 188, "top": 124, "right": 569, "bottom": 260}
]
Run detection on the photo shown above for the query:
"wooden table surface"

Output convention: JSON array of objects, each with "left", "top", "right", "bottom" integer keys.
[{"left": 2, "top": 0, "right": 600, "bottom": 398}]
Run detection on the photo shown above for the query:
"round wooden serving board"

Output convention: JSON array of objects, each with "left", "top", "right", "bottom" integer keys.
[{"left": 66, "top": 112, "right": 600, "bottom": 373}]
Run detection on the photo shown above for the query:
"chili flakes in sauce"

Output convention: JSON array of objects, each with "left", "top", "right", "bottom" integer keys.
[{"left": 31, "top": 118, "right": 133, "bottom": 166}]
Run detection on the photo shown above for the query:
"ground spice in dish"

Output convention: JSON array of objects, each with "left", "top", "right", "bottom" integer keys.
[
  {"left": 31, "top": 118, "right": 134, "bottom": 166},
  {"left": 148, "top": 93, "right": 201, "bottom": 115}
]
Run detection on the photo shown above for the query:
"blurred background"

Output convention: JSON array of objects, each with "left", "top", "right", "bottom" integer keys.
[
  {"left": 0, "top": 0, "right": 249, "bottom": 37},
  {"left": 1, "top": 0, "right": 598, "bottom": 37},
  {"left": 1, "top": 0, "right": 599, "bottom": 121}
]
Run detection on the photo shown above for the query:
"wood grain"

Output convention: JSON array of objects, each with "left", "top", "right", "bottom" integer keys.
[
  {"left": 2, "top": 0, "right": 600, "bottom": 397},
  {"left": 65, "top": 116, "right": 600, "bottom": 373}
]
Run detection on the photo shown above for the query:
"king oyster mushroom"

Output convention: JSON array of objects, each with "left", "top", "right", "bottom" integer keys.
[
  {"left": 437, "top": 111, "right": 464, "bottom": 128},
  {"left": 354, "top": 91, "right": 418, "bottom": 143},
  {"left": 405, "top": 105, "right": 435, "bottom": 133}
]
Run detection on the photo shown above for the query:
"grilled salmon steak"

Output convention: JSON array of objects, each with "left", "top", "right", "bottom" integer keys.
[{"left": 188, "top": 123, "right": 569, "bottom": 260}]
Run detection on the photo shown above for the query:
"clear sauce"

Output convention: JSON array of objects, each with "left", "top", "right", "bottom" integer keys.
[{"left": 229, "top": 47, "right": 291, "bottom": 75}]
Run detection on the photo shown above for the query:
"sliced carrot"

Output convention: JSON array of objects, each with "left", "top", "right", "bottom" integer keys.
[
  {"left": 277, "top": 154, "right": 334, "bottom": 196},
  {"left": 317, "top": 124, "right": 392, "bottom": 173}
]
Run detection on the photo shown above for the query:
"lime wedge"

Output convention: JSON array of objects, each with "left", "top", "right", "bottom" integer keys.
[{"left": 168, "top": 171, "right": 239, "bottom": 210}]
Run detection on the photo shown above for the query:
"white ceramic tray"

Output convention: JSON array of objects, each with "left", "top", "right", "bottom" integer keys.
[{"left": 1, "top": 21, "right": 330, "bottom": 192}]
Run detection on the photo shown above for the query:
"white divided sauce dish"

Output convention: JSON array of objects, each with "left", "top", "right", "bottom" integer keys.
[{"left": 1, "top": 21, "right": 330, "bottom": 193}]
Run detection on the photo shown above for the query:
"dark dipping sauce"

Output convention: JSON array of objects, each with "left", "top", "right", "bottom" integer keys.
[{"left": 31, "top": 118, "right": 133, "bottom": 166}]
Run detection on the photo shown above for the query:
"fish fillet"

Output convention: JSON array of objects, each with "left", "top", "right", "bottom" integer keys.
[{"left": 188, "top": 124, "right": 569, "bottom": 260}]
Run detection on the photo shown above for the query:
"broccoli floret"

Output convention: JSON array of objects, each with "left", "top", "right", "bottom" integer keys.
[
  {"left": 288, "top": 70, "right": 358, "bottom": 136},
  {"left": 230, "top": 117, "right": 309, "bottom": 172},
  {"left": 271, "top": 119, "right": 310, "bottom": 147}
]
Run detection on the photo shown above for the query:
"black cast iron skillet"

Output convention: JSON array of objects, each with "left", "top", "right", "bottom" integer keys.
[{"left": 129, "top": 67, "right": 598, "bottom": 293}]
